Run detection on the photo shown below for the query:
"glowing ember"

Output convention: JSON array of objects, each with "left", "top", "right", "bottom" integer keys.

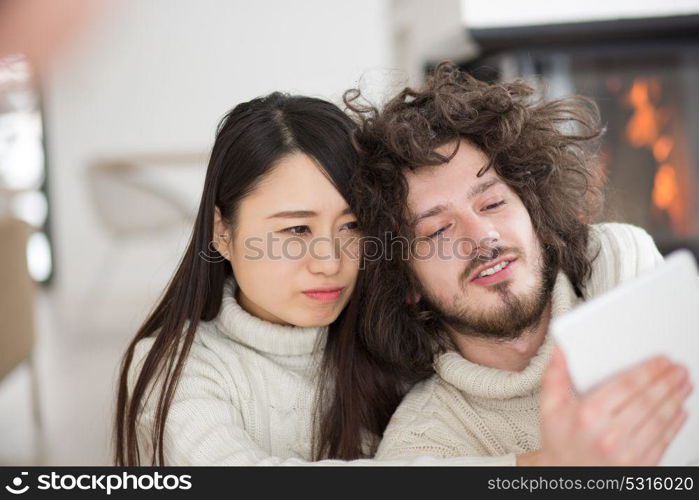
[
  {"left": 652, "top": 164, "right": 678, "bottom": 210},
  {"left": 652, "top": 136, "right": 673, "bottom": 163}
]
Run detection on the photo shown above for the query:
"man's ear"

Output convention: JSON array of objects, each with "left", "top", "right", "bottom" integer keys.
[
  {"left": 212, "top": 205, "right": 231, "bottom": 261},
  {"left": 406, "top": 291, "right": 421, "bottom": 305}
]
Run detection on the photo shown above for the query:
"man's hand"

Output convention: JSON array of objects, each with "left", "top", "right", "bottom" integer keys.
[{"left": 518, "top": 346, "right": 692, "bottom": 466}]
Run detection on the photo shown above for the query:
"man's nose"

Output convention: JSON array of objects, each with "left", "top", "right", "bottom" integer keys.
[
  {"left": 456, "top": 213, "right": 499, "bottom": 247},
  {"left": 455, "top": 215, "right": 500, "bottom": 260}
]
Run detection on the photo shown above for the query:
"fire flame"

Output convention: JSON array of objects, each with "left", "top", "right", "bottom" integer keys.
[
  {"left": 625, "top": 78, "right": 691, "bottom": 235},
  {"left": 626, "top": 79, "right": 664, "bottom": 148}
]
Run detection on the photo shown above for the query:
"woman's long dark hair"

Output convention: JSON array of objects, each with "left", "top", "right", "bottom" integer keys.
[
  {"left": 113, "top": 92, "right": 391, "bottom": 465},
  {"left": 312, "top": 267, "right": 406, "bottom": 459}
]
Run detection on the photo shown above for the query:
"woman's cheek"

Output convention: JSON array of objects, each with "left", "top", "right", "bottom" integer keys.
[
  {"left": 239, "top": 235, "right": 265, "bottom": 261},
  {"left": 281, "top": 238, "right": 307, "bottom": 261},
  {"left": 343, "top": 237, "right": 361, "bottom": 266}
]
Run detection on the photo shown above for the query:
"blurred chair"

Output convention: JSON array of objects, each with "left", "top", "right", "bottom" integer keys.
[
  {"left": 84, "top": 154, "right": 205, "bottom": 312},
  {"left": 0, "top": 216, "right": 44, "bottom": 463}
]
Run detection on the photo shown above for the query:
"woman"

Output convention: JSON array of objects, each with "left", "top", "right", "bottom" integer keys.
[{"left": 113, "top": 92, "right": 512, "bottom": 465}]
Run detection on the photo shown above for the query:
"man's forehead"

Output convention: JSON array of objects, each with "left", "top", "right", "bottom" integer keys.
[
  {"left": 407, "top": 140, "right": 488, "bottom": 182},
  {"left": 406, "top": 165, "right": 501, "bottom": 211},
  {"left": 433, "top": 140, "right": 461, "bottom": 157}
]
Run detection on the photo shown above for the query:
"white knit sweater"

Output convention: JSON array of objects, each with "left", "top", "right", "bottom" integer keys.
[
  {"left": 376, "top": 222, "right": 665, "bottom": 460},
  {"left": 127, "top": 278, "right": 515, "bottom": 465}
]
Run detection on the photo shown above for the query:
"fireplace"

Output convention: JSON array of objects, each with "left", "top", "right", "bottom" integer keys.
[{"left": 458, "top": 15, "right": 699, "bottom": 259}]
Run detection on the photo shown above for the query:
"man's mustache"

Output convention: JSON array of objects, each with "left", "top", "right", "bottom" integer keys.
[{"left": 459, "top": 245, "right": 522, "bottom": 283}]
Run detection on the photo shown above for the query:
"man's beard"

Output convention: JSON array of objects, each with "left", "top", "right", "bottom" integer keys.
[{"left": 420, "top": 245, "right": 557, "bottom": 341}]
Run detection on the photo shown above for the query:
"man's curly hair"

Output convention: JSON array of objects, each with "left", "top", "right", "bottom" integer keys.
[{"left": 346, "top": 61, "right": 606, "bottom": 377}]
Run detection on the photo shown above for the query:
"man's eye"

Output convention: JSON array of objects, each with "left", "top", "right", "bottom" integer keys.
[
  {"left": 483, "top": 200, "right": 506, "bottom": 211},
  {"left": 282, "top": 225, "right": 310, "bottom": 235},
  {"left": 428, "top": 224, "right": 450, "bottom": 239}
]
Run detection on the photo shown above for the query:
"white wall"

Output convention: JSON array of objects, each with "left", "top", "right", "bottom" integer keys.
[
  {"left": 461, "top": 0, "right": 699, "bottom": 29},
  {"left": 43, "top": 0, "right": 395, "bottom": 334},
  {"left": 390, "top": 0, "right": 476, "bottom": 87}
]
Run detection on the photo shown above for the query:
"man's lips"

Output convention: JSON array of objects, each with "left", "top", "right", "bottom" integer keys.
[
  {"left": 302, "top": 287, "right": 346, "bottom": 302},
  {"left": 469, "top": 256, "right": 518, "bottom": 281}
]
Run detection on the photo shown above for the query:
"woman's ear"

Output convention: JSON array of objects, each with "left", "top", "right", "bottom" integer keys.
[{"left": 213, "top": 206, "right": 231, "bottom": 261}]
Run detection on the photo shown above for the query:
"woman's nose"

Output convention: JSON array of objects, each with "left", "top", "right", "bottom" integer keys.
[{"left": 307, "top": 236, "right": 341, "bottom": 276}]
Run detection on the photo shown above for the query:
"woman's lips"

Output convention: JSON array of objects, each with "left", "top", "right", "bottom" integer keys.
[{"left": 302, "top": 287, "right": 345, "bottom": 302}]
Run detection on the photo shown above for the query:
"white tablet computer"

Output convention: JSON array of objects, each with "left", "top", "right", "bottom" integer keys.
[{"left": 550, "top": 249, "right": 699, "bottom": 466}]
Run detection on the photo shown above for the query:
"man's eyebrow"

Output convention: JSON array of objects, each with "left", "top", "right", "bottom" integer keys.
[
  {"left": 412, "top": 204, "right": 448, "bottom": 226},
  {"left": 411, "top": 178, "right": 503, "bottom": 227},
  {"left": 468, "top": 178, "right": 502, "bottom": 199}
]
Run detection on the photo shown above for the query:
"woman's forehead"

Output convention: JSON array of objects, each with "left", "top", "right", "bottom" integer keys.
[{"left": 240, "top": 154, "right": 351, "bottom": 218}]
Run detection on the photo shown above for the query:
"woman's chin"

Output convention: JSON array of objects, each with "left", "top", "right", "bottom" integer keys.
[
  {"left": 291, "top": 316, "right": 338, "bottom": 328},
  {"left": 288, "top": 308, "right": 343, "bottom": 328}
]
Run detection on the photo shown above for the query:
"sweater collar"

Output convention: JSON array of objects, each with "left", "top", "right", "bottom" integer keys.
[
  {"left": 434, "top": 269, "right": 580, "bottom": 399},
  {"left": 213, "top": 278, "right": 326, "bottom": 356}
]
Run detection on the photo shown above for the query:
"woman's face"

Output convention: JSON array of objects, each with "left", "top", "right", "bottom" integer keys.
[{"left": 215, "top": 153, "right": 360, "bottom": 327}]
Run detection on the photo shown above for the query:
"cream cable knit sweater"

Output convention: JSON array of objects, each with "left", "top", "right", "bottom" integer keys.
[
  {"left": 127, "top": 278, "right": 515, "bottom": 465},
  {"left": 376, "top": 222, "right": 665, "bottom": 460}
]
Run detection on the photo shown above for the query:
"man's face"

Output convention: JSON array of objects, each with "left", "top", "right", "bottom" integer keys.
[{"left": 406, "top": 140, "right": 554, "bottom": 339}]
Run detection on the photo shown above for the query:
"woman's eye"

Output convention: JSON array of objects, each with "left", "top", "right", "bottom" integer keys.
[
  {"left": 341, "top": 220, "right": 359, "bottom": 231},
  {"left": 483, "top": 200, "right": 506, "bottom": 211},
  {"left": 282, "top": 225, "right": 311, "bottom": 235}
]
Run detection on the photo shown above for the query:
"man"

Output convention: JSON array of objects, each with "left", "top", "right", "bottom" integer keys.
[{"left": 349, "top": 62, "right": 691, "bottom": 465}]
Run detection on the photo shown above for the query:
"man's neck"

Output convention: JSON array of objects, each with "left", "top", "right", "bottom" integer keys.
[{"left": 449, "top": 300, "right": 553, "bottom": 372}]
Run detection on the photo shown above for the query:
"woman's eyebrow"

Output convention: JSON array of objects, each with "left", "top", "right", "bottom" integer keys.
[
  {"left": 266, "top": 207, "right": 353, "bottom": 219},
  {"left": 266, "top": 210, "right": 317, "bottom": 219}
]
